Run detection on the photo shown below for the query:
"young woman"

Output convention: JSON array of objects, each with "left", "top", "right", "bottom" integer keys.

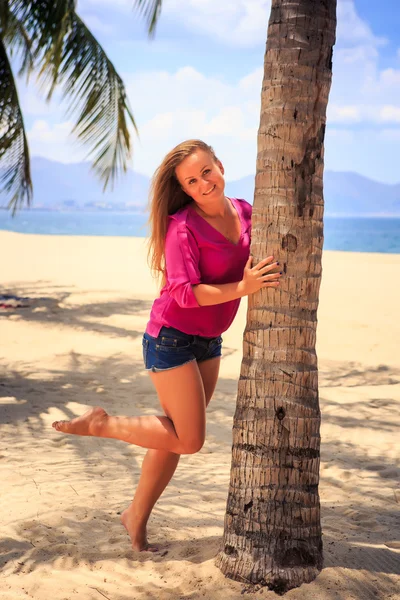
[{"left": 52, "top": 139, "right": 282, "bottom": 552}]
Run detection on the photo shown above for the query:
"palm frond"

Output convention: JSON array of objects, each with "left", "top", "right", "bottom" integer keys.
[
  {"left": 0, "top": 37, "right": 32, "bottom": 215},
  {"left": 37, "top": 11, "right": 137, "bottom": 189},
  {"left": 134, "top": 0, "right": 163, "bottom": 37},
  {"left": 2, "top": 5, "right": 34, "bottom": 77},
  {"left": 1, "top": 0, "right": 162, "bottom": 209},
  {"left": 0, "top": 0, "right": 10, "bottom": 34},
  {"left": 11, "top": 0, "right": 75, "bottom": 90},
  {"left": 11, "top": 1, "right": 136, "bottom": 190}
]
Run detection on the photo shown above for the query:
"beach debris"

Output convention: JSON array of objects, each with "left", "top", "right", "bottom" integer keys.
[
  {"left": 89, "top": 588, "right": 111, "bottom": 600},
  {"left": 0, "top": 294, "right": 30, "bottom": 309}
]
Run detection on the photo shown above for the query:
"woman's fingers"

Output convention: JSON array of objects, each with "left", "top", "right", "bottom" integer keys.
[
  {"left": 252, "top": 256, "right": 274, "bottom": 271},
  {"left": 258, "top": 261, "right": 280, "bottom": 275},
  {"left": 260, "top": 271, "right": 282, "bottom": 281},
  {"left": 245, "top": 255, "right": 282, "bottom": 291}
]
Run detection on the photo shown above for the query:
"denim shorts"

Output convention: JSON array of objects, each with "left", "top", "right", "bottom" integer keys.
[{"left": 142, "top": 326, "right": 223, "bottom": 372}]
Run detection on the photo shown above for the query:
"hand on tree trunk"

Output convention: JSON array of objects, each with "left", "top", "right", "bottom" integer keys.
[{"left": 240, "top": 255, "right": 282, "bottom": 295}]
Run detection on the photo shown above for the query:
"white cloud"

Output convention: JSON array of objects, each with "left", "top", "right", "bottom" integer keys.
[
  {"left": 379, "top": 128, "right": 400, "bottom": 141},
  {"left": 204, "top": 107, "right": 247, "bottom": 137},
  {"left": 26, "top": 53, "right": 400, "bottom": 182},
  {"left": 26, "top": 66, "right": 261, "bottom": 178},
  {"left": 80, "top": 13, "right": 115, "bottom": 35},
  {"left": 22, "top": 0, "right": 399, "bottom": 185},
  {"left": 328, "top": 104, "right": 362, "bottom": 123},
  {"left": 20, "top": 90, "right": 51, "bottom": 117},
  {"left": 336, "top": 0, "right": 387, "bottom": 47},
  {"left": 328, "top": 104, "right": 400, "bottom": 124},
  {"left": 27, "top": 120, "right": 87, "bottom": 163},
  {"left": 335, "top": 45, "right": 379, "bottom": 65},
  {"left": 378, "top": 106, "right": 400, "bottom": 123},
  {"left": 136, "top": 64, "right": 396, "bottom": 180},
  {"left": 121, "top": 66, "right": 262, "bottom": 176},
  {"left": 82, "top": 0, "right": 383, "bottom": 50},
  {"left": 18, "top": 83, "right": 66, "bottom": 117},
  {"left": 29, "top": 120, "right": 74, "bottom": 142},
  {"left": 379, "top": 68, "right": 400, "bottom": 86},
  {"left": 80, "top": 0, "right": 131, "bottom": 10},
  {"left": 163, "top": 0, "right": 271, "bottom": 46},
  {"left": 239, "top": 68, "right": 264, "bottom": 93},
  {"left": 82, "top": 0, "right": 272, "bottom": 46},
  {"left": 123, "top": 66, "right": 259, "bottom": 121},
  {"left": 329, "top": 29, "right": 400, "bottom": 127}
]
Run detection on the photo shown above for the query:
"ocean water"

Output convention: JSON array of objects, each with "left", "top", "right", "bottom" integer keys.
[
  {"left": 0, "top": 210, "right": 149, "bottom": 238},
  {"left": 1, "top": 210, "right": 400, "bottom": 254}
]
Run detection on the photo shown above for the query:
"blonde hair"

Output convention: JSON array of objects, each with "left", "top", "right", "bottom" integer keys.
[{"left": 147, "top": 139, "right": 219, "bottom": 285}]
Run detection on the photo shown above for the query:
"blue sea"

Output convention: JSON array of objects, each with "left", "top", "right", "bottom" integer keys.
[{"left": 1, "top": 210, "right": 400, "bottom": 254}]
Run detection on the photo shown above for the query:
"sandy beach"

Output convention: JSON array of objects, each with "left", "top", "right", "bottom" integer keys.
[{"left": 0, "top": 229, "right": 399, "bottom": 600}]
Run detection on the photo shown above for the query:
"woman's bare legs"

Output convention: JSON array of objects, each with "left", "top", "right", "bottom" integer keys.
[
  {"left": 121, "top": 357, "right": 220, "bottom": 551},
  {"left": 52, "top": 357, "right": 221, "bottom": 550},
  {"left": 121, "top": 449, "right": 181, "bottom": 552},
  {"left": 52, "top": 360, "right": 210, "bottom": 455}
]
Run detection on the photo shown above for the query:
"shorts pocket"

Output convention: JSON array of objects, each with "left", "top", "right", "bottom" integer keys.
[{"left": 156, "top": 334, "right": 191, "bottom": 351}]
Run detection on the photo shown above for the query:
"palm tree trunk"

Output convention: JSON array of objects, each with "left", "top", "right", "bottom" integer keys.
[{"left": 216, "top": 0, "right": 337, "bottom": 593}]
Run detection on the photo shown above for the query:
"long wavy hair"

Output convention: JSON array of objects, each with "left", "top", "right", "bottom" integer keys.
[{"left": 147, "top": 139, "right": 219, "bottom": 286}]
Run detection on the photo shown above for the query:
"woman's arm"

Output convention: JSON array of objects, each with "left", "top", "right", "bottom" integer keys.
[
  {"left": 192, "top": 256, "right": 282, "bottom": 307},
  {"left": 192, "top": 280, "right": 247, "bottom": 306}
]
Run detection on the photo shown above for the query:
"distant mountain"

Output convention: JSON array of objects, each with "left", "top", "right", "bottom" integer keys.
[
  {"left": 1, "top": 157, "right": 399, "bottom": 216},
  {"left": 226, "top": 172, "right": 400, "bottom": 216},
  {"left": 323, "top": 171, "right": 400, "bottom": 216},
  {"left": 3, "top": 156, "right": 151, "bottom": 211}
]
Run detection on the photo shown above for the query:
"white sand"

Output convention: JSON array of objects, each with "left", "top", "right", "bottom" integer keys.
[{"left": 0, "top": 230, "right": 399, "bottom": 600}]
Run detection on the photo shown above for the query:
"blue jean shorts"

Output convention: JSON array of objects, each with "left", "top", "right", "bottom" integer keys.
[{"left": 142, "top": 326, "right": 223, "bottom": 372}]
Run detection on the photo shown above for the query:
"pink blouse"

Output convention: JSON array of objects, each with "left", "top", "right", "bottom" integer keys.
[{"left": 146, "top": 197, "right": 252, "bottom": 338}]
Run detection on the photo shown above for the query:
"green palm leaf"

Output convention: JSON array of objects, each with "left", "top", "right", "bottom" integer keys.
[
  {"left": 0, "top": 1, "right": 11, "bottom": 36},
  {"left": 2, "top": 7, "right": 34, "bottom": 77},
  {"left": 39, "top": 12, "right": 137, "bottom": 188},
  {"left": 12, "top": 1, "right": 136, "bottom": 189},
  {"left": 0, "top": 37, "right": 32, "bottom": 214},
  {"left": 0, "top": 0, "right": 164, "bottom": 211},
  {"left": 134, "top": 0, "right": 163, "bottom": 36}
]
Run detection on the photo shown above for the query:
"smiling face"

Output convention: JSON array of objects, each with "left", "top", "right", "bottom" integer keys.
[{"left": 175, "top": 149, "right": 225, "bottom": 208}]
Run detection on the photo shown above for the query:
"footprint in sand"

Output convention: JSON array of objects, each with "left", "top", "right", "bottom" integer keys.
[
  {"left": 343, "top": 509, "right": 387, "bottom": 532},
  {"left": 180, "top": 546, "right": 199, "bottom": 558},
  {"left": 321, "top": 516, "right": 342, "bottom": 533},
  {"left": 51, "top": 543, "right": 80, "bottom": 557},
  {"left": 200, "top": 494, "right": 214, "bottom": 502},
  {"left": 51, "top": 437, "right": 68, "bottom": 446},
  {"left": 108, "top": 537, "right": 122, "bottom": 545}
]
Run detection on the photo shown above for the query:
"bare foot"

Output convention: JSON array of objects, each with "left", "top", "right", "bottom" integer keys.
[
  {"left": 120, "top": 509, "right": 159, "bottom": 552},
  {"left": 52, "top": 406, "right": 107, "bottom": 436}
]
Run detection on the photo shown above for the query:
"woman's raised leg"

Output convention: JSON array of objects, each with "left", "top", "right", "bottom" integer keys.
[
  {"left": 121, "top": 356, "right": 221, "bottom": 551},
  {"left": 52, "top": 359, "right": 209, "bottom": 455}
]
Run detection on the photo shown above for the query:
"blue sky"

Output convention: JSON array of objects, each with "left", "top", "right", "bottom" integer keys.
[{"left": 18, "top": 0, "right": 400, "bottom": 184}]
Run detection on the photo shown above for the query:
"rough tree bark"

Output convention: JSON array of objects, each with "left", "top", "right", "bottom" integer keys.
[{"left": 216, "top": 0, "right": 337, "bottom": 594}]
